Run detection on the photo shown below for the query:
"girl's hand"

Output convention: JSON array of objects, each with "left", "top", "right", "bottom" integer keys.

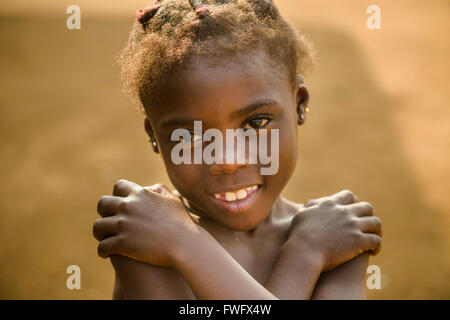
[
  {"left": 288, "top": 190, "right": 382, "bottom": 272},
  {"left": 93, "top": 180, "right": 199, "bottom": 267}
]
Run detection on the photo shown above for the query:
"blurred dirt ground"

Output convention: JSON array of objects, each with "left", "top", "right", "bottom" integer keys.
[{"left": 0, "top": 1, "right": 449, "bottom": 299}]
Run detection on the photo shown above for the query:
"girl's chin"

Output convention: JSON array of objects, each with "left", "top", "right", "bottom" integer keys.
[{"left": 218, "top": 218, "right": 266, "bottom": 232}]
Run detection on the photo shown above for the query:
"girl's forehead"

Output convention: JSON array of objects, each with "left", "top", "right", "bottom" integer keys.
[
  {"left": 183, "top": 49, "right": 286, "bottom": 83},
  {"left": 149, "top": 52, "right": 291, "bottom": 121}
]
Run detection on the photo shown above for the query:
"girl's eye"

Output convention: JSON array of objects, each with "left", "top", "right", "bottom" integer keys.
[
  {"left": 178, "top": 132, "right": 202, "bottom": 143},
  {"left": 243, "top": 117, "right": 270, "bottom": 130}
]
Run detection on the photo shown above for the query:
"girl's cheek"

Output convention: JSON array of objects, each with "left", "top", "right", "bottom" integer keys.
[
  {"left": 170, "top": 163, "right": 209, "bottom": 196},
  {"left": 278, "top": 127, "right": 298, "bottom": 174}
]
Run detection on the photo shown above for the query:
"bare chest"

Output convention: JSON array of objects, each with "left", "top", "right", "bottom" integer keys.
[
  {"left": 171, "top": 222, "right": 291, "bottom": 299},
  {"left": 218, "top": 233, "right": 286, "bottom": 284}
]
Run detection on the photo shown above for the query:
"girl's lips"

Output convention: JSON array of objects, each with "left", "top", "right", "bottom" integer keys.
[{"left": 209, "top": 185, "right": 261, "bottom": 214}]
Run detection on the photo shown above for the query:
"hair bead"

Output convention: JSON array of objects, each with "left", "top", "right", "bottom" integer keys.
[
  {"left": 136, "top": 3, "right": 162, "bottom": 25},
  {"left": 188, "top": 0, "right": 211, "bottom": 19}
]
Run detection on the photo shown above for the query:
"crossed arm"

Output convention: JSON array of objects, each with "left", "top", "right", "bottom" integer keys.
[
  {"left": 94, "top": 182, "right": 380, "bottom": 300},
  {"left": 110, "top": 227, "right": 369, "bottom": 300}
]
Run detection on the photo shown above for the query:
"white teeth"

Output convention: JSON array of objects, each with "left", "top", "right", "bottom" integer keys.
[
  {"left": 215, "top": 185, "right": 258, "bottom": 202},
  {"left": 236, "top": 189, "right": 247, "bottom": 200},
  {"left": 225, "top": 192, "right": 237, "bottom": 201}
]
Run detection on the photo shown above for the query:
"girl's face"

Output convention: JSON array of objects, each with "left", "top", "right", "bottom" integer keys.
[{"left": 145, "top": 50, "right": 308, "bottom": 231}]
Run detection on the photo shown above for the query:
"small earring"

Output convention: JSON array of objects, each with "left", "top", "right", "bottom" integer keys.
[
  {"left": 305, "top": 107, "right": 310, "bottom": 114},
  {"left": 297, "top": 104, "right": 306, "bottom": 124},
  {"left": 149, "top": 139, "right": 159, "bottom": 152}
]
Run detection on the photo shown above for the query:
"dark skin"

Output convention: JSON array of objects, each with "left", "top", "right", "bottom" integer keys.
[{"left": 93, "top": 49, "right": 382, "bottom": 299}]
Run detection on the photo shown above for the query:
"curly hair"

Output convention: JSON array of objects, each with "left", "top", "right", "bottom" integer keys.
[{"left": 119, "top": 0, "right": 315, "bottom": 114}]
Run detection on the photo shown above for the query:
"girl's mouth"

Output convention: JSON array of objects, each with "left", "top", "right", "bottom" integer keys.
[{"left": 209, "top": 184, "right": 261, "bottom": 214}]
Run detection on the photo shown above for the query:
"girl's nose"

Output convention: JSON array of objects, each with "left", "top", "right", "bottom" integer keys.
[
  {"left": 207, "top": 129, "right": 253, "bottom": 175},
  {"left": 209, "top": 162, "right": 250, "bottom": 175}
]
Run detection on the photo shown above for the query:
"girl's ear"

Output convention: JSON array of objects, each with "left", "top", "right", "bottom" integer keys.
[
  {"left": 144, "top": 117, "right": 159, "bottom": 153},
  {"left": 295, "top": 74, "right": 310, "bottom": 125}
]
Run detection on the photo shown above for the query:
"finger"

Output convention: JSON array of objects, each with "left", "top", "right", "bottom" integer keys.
[
  {"left": 370, "top": 245, "right": 382, "bottom": 256},
  {"left": 330, "top": 189, "right": 358, "bottom": 205},
  {"left": 97, "top": 236, "right": 124, "bottom": 259},
  {"left": 304, "top": 190, "right": 359, "bottom": 208},
  {"left": 93, "top": 217, "right": 120, "bottom": 241},
  {"left": 145, "top": 184, "right": 178, "bottom": 200},
  {"left": 357, "top": 216, "right": 382, "bottom": 236},
  {"left": 303, "top": 196, "right": 327, "bottom": 208},
  {"left": 97, "top": 195, "right": 124, "bottom": 217},
  {"left": 347, "top": 201, "right": 374, "bottom": 217},
  {"left": 113, "top": 179, "right": 142, "bottom": 197},
  {"left": 362, "top": 233, "right": 382, "bottom": 255}
]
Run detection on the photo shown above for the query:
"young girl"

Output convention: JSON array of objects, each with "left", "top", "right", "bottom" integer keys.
[{"left": 93, "top": 0, "right": 382, "bottom": 299}]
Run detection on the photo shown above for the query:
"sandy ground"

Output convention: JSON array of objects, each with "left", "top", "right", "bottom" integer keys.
[{"left": 0, "top": 1, "right": 449, "bottom": 299}]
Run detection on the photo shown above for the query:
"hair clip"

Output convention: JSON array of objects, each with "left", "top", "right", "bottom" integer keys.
[
  {"left": 188, "top": 0, "right": 211, "bottom": 19},
  {"left": 136, "top": 3, "right": 161, "bottom": 25}
]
